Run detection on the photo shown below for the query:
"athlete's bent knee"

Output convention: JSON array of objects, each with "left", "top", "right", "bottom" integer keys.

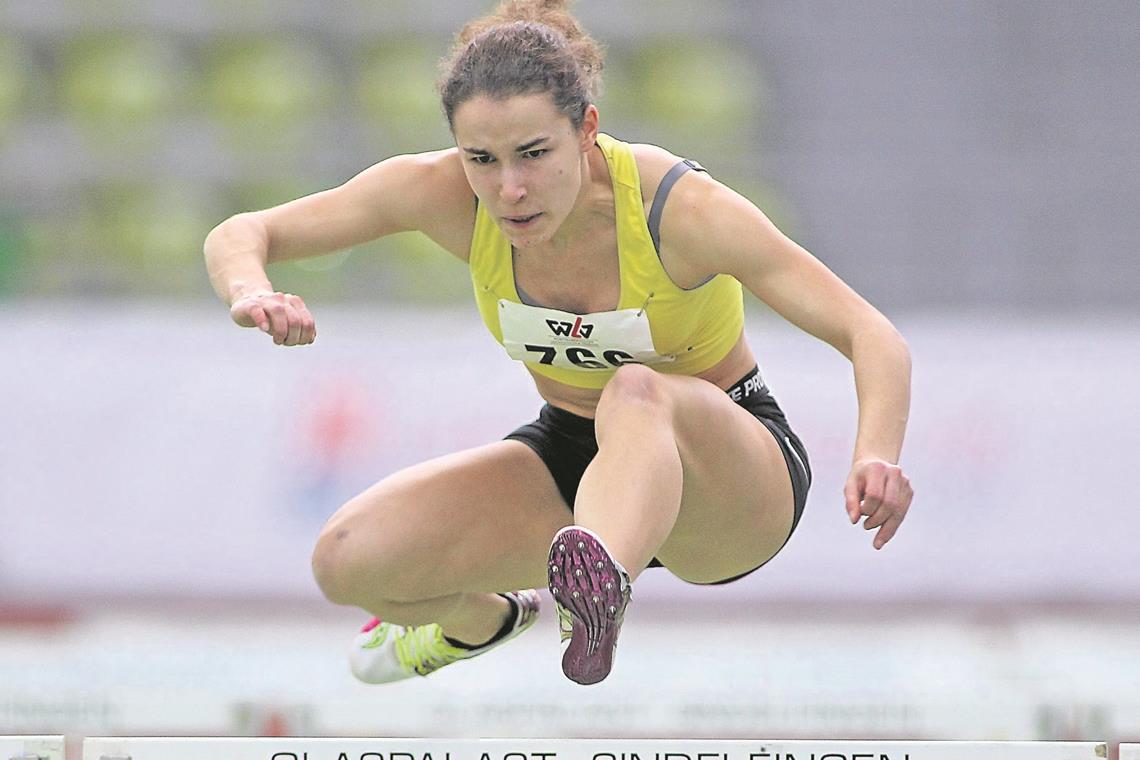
[
  {"left": 311, "top": 496, "right": 436, "bottom": 607},
  {"left": 311, "top": 519, "right": 359, "bottom": 605},
  {"left": 598, "top": 363, "right": 668, "bottom": 414},
  {"left": 311, "top": 500, "right": 397, "bottom": 606}
]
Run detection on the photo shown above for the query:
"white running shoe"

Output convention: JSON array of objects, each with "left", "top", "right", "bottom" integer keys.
[{"left": 348, "top": 589, "right": 540, "bottom": 684}]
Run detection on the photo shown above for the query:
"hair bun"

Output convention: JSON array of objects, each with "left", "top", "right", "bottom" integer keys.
[
  {"left": 440, "top": 0, "right": 605, "bottom": 129},
  {"left": 456, "top": 0, "right": 603, "bottom": 84}
]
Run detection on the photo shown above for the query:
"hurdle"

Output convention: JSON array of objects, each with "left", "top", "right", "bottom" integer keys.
[
  {"left": 1120, "top": 745, "right": 1139, "bottom": 760},
  {"left": 0, "top": 736, "right": 64, "bottom": 760},
  {"left": 80, "top": 738, "right": 1110, "bottom": 760}
]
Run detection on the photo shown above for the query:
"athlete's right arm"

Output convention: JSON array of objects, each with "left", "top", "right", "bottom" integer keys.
[{"left": 203, "top": 149, "right": 470, "bottom": 346}]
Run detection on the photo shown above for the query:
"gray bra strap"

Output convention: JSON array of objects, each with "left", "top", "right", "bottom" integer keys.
[{"left": 648, "top": 158, "right": 706, "bottom": 253}]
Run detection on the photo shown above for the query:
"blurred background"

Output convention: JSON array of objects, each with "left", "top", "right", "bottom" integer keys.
[{"left": 2, "top": 0, "right": 1138, "bottom": 756}]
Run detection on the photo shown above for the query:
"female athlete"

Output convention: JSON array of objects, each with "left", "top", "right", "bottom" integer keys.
[{"left": 203, "top": 0, "right": 913, "bottom": 686}]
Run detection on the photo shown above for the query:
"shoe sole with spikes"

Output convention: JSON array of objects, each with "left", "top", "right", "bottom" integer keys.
[{"left": 547, "top": 526, "right": 631, "bottom": 685}]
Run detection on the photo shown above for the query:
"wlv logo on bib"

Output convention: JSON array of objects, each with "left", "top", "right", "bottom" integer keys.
[{"left": 546, "top": 317, "right": 594, "bottom": 339}]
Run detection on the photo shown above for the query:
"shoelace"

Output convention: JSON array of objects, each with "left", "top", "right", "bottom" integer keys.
[{"left": 393, "top": 623, "right": 466, "bottom": 676}]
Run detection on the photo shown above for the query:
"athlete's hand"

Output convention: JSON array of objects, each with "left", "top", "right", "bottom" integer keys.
[
  {"left": 230, "top": 291, "right": 317, "bottom": 346},
  {"left": 844, "top": 459, "right": 913, "bottom": 550}
]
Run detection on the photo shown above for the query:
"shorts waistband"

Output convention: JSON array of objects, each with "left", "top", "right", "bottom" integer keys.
[
  {"left": 725, "top": 366, "right": 767, "bottom": 402},
  {"left": 538, "top": 402, "right": 597, "bottom": 433}
]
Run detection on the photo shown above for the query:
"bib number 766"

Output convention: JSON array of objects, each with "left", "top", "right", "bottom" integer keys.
[{"left": 524, "top": 343, "right": 637, "bottom": 370}]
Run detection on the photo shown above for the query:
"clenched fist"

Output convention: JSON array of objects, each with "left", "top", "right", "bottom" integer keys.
[{"left": 230, "top": 291, "right": 317, "bottom": 346}]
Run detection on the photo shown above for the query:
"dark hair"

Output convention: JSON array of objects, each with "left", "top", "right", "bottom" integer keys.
[{"left": 439, "top": 0, "right": 604, "bottom": 131}]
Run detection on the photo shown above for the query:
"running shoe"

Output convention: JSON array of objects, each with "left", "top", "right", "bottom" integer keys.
[
  {"left": 348, "top": 589, "right": 540, "bottom": 683},
  {"left": 547, "top": 526, "right": 632, "bottom": 685}
]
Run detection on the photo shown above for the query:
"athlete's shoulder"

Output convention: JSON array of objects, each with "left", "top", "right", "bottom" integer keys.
[
  {"left": 390, "top": 147, "right": 471, "bottom": 206},
  {"left": 378, "top": 147, "right": 476, "bottom": 258},
  {"left": 342, "top": 146, "right": 468, "bottom": 210},
  {"left": 627, "top": 142, "right": 741, "bottom": 285},
  {"left": 626, "top": 142, "right": 686, "bottom": 207}
]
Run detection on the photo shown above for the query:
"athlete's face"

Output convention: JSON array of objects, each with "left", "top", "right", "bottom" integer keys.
[{"left": 452, "top": 92, "right": 598, "bottom": 249}]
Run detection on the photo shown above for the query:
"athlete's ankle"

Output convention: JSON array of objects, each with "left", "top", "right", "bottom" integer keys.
[{"left": 443, "top": 593, "right": 518, "bottom": 650}]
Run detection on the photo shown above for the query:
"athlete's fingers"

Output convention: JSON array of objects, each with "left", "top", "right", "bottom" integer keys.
[
  {"left": 287, "top": 295, "right": 316, "bottom": 345},
  {"left": 862, "top": 506, "right": 890, "bottom": 531},
  {"left": 262, "top": 299, "right": 294, "bottom": 344},
  {"left": 863, "top": 475, "right": 902, "bottom": 531},
  {"left": 247, "top": 301, "right": 271, "bottom": 333},
  {"left": 297, "top": 317, "right": 315, "bottom": 345},
  {"left": 859, "top": 466, "right": 887, "bottom": 518},
  {"left": 279, "top": 303, "right": 305, "bottom": 345},
  {"left": 230, "top": 295, "right": 269, "bottom": 330},
  {"left": 843, "top": 473, "right": 864, "bottom": 524},
  {"left": 873, "top": 513, "right": 904, "bottom": 550},
  {"left": 284, "top": 307, "right": 304, "bottom": 345},
  {"left": 259, "top": 299, "right": 282, "bottom": 341},
  {"left": 900, "top": 475, "right": 915, "bottom": 507}
]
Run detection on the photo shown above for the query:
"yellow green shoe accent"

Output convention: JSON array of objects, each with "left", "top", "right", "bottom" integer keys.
[{"left": 348, "top": 589, "right": 541, "bottom": 684}]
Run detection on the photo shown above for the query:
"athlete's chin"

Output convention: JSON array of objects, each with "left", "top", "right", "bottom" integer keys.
[{"left": 507, "top": 228, "right": 554, "bottom": 249}]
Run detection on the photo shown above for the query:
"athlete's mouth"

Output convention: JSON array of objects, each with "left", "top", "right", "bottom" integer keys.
[{"left": 504, "top": 213, "right": 542, "bottom": 225}]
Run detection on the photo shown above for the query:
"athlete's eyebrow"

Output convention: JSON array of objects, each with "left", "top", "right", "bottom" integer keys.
[
  {"left": 463, "top": 136, "right": 550, "bottom": 155},
  {"left": 515, "top": 136, "right": 549, "bottom": 151}
]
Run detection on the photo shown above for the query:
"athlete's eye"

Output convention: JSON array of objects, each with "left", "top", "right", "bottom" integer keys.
[
  {"left": 469, "top": 154, "right": 495, "bottom": 165},
  {"left": 522, "top": 149, "right": 547, "bottom": 159}
]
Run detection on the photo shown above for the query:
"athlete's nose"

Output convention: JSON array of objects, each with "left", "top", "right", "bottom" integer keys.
[{"left": 499, "top": 167, "right": 527, "bottom": 204}]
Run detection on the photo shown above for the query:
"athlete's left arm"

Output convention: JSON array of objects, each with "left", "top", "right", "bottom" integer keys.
[{"left": 661, "top": 172, "right": 914, "bottom": 549}]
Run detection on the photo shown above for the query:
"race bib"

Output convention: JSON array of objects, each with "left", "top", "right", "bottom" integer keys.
[{"left": 498, "top": 299, "right": 674, "bottom": 371}]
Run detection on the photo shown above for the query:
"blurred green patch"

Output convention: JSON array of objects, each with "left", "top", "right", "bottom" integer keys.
[
  {"left": 228, "top": 178, "right": 320, "bottom": 216},
  {"left": 371, "top": 231, "right": 470, "bottom": 302},
  {"left": 0, "top": 216, "right": 26, "bottom": 296},
  {"left": 23, "top": 182, "right": 222, "bottom": 297},
  {"left": 626, "top": 38, "right": 765, "bottom": 155},
  {"left": 356, "top": 37, "right": 452, "bottom": 152},
  {"left": 593, "top": 48, "right": 639, "bottom": 130},
  {"left": 203, "top": 35, "right": 337, "bottom": 151},
  {"left": 58, "top": 33, "right": 190, "bottom": 139}
]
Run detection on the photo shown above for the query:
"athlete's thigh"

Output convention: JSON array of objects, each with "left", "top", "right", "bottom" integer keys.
[
  {"left": 318, "top": 440, "right": 572, "bottom": 599},
  {"left": 655, "top": 375, "right": 795, "bottom": 583}
]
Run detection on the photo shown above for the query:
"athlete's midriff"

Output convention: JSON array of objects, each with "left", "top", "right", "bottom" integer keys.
[{"left": 529, "top": 331, "right": 755, "bottom": 418}]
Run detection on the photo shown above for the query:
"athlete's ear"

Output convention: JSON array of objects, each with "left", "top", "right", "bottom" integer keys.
[{"left": 579, "top": 104, "right": 599, "bottom": 151}]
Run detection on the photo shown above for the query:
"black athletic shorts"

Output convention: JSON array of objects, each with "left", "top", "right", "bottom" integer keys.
[{"left": 505, "top": 366, "right": 811, "bottom": 584}]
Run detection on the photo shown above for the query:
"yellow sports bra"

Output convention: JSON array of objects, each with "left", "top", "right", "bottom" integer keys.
[{"left": 469, "top": 132, "right": 744, "bottom": 390}]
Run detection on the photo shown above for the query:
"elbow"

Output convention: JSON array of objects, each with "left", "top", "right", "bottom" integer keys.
[
  {"left": 204, "top": 212, "right": 271, "bottom": 260},
  {"left": 850, "top": 313, "right": 910, "bottom": 365},
  {"left": 206, "top": 211, "right": 261, "bottom": 243},
  {"left": 876, "top": 316, "right": 910, "bottom": 360},
  {"left": 204, "top": 212, "right": 242, "bottom": 251},
  {"left": 882, "top": 318, "right": 909, "bottom": 355},
  {"left": 879, "top": 320, "right": 912, "bottom": 382}
]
